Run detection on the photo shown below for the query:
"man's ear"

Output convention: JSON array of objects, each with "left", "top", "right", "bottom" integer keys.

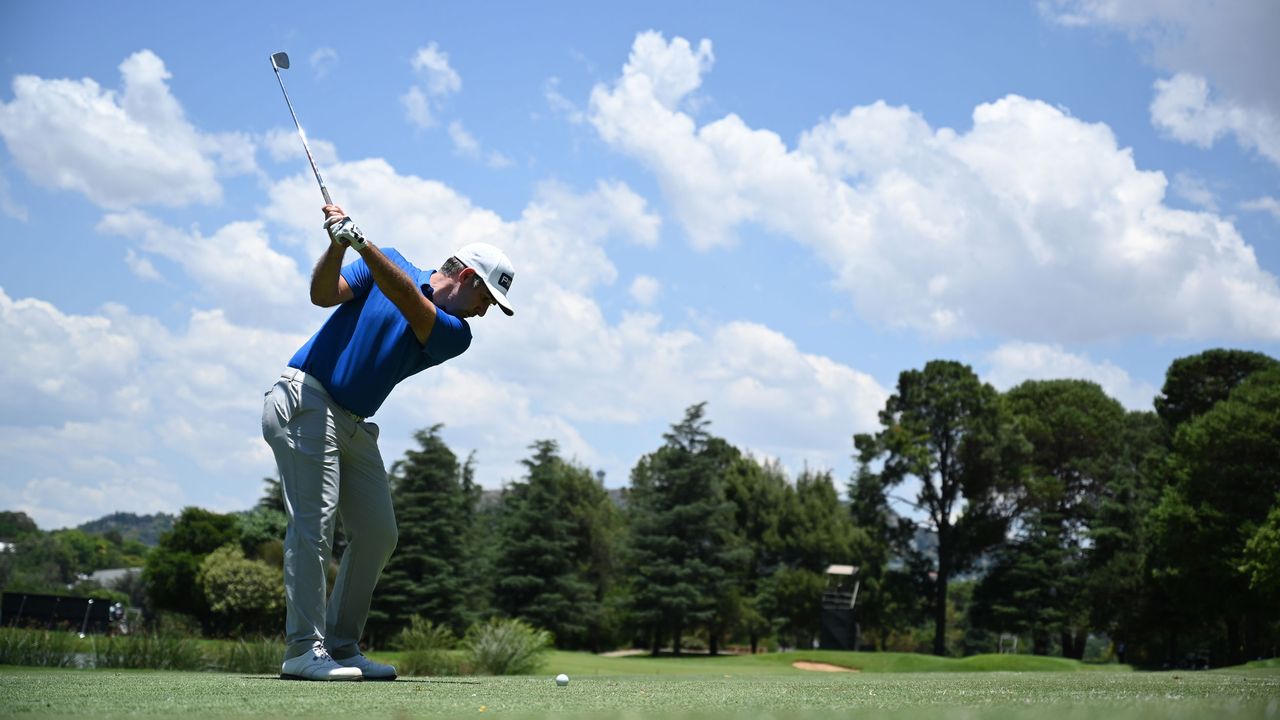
[{"left": 457, "top": 266, "right": 477, "bottom": 282}]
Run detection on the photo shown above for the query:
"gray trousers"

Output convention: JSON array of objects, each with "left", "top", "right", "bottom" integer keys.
[{"left": 261, "top": 368, "right": 398, "bottom": 660}]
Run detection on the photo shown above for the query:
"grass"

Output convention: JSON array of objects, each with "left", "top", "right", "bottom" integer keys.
[
  {"left": 3, "top": 655, "right": 1277, "bottom": 719},
  {"left": 524, "top": 650, "right": 1131, "bottom": 677}
]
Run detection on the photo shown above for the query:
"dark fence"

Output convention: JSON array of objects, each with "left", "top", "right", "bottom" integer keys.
[{"left": 1, "top": 592, "right": 123, "bottom": 635}]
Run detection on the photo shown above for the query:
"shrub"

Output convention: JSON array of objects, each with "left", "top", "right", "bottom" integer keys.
[
  {"left": 463, "top": 618, "right": 552, "bottom": 675},
  {"left": 0, "top": 628, "right": 81, "bottom": 667},
  {"left": 197, "top": 544, "right": 284, "bottom": 635},
  {"left": 91, "top": 633, "right": 204, "bottom": 670},
  {"left": 398, "top": 649, "right": 472, "bottom": 677},
  {"left": 206, "top": 637, "right": 283, "bottom": 674},
  {"left": 392, "top": 615, "right": 458, "bottom": 651}
]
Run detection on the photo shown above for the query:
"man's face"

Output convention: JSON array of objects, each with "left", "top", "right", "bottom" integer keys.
[{"left": 449, "top": 269, "right": 498, "bottom": 318}]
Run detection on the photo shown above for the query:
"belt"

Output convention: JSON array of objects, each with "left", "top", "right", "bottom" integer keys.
[{"left": 281, "top": 368, "right": 365, "bottom": 422}]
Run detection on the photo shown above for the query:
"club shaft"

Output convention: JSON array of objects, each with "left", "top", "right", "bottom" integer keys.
[{"left": 272, "top": 68, "right": 332, "bottom": 205}]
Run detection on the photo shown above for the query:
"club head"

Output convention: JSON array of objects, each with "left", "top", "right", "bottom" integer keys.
[{"left": 271, "top": 52, "right": 290, "bottom": 70}]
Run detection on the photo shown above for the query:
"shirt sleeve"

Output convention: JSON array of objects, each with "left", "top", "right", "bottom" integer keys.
[
  {"left": 423, "top": 309, "right": 472, "bottom": 362},
  {"left": 340, "top": 257, "right": 373, "bottom": 299}
]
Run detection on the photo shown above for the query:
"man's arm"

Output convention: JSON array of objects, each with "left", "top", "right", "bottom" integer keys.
[
  {"left": 309, "top": 240, "right": 354, "bottom": 307},
  {"left": 320, "top": 203, "right": 437, "bottom": 343},
  {"left": 352, "top": 241, "right": 438, "bottom": 344}
]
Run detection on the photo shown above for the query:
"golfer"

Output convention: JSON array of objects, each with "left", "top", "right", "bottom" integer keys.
[{"left": 262, "top": 204, "right": 514, "bottom": 681}]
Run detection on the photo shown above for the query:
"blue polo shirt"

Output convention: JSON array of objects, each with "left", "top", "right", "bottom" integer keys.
[{"left": 288, "top": 248, "right": 471, "bottom": 418}]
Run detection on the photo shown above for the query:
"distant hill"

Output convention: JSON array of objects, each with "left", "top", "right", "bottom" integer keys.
[{"left": 77, "top": 512, "right": 176, "bottom": 547}]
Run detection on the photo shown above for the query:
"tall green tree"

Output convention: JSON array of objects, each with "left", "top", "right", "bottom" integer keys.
[
  {"left": 495, "top": 440, "right": 618, "bottom": 650},
  {"left": 1151, "top": 364, "right": 1280, "bottom": 665},
  {"left": 143, "top": 507, "right": 239, "bottom": 629},
  {"left": 368, "top": 425, "right": 480, "bottom": 640},
  {"left": 723, "top": 456, "right": 789, "bottom": 653},
  {"left": 767, "top": 469, "right": 870, "bottom": 649},
  {"left": 1086, "top": 410, "right": 1165, "bottom": 665},
  {"left": 624, "top": 404, "right": 747, "bottom": 655},
  {"left": 847, "top": 464, "right": 931, "bottom": 650},
  {"left": 854, "top": 360, "right": 1025, "bottom": 656},
  {"left": 1153, "top": 349, "right": 1277, "bottom": 432},
  {"left": 976, "top": 379, "right": 1126, "bottom": 658}
]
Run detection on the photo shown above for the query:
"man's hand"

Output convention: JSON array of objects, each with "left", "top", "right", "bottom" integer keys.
[{"left": 322, "top": 204, "right": 366, "bottom": 249}]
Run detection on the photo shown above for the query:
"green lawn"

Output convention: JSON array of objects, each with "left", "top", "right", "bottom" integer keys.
[
  {"left": 525, "top": 649, "right": 1130, "bottom": 677},
  {"left": 2, "top": 660, "right": 1277, "bottom": 719}
]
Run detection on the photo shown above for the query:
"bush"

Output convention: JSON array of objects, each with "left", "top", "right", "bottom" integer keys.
[
  {"left": 206, "top": 637, "right": 283, "bottom": 673},
  {"left": 91, "top": 633, "right": 204, "bottom": 670},
  {"left": 464, "top": 617, "right": 552, "bottom": 675},
  {"left": 0, "top": 628, "right": 81, "bottom": 667},
  {"left": 392, "top": 615, "right": 458, "bottom": 651},
  {"left": 398, "top": 649, "right": 472, "bottom": 677},
  {"left": 197, "top": 544, "right": 284, "bottom": 636}
]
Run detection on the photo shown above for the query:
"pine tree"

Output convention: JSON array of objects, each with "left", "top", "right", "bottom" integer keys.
[
  {"left": 723, "top": 456, "right": 788, "bottom": 653},
  {"left": 368, "top": 425, "right": 478, "bottom": 641},
  {"left": 625, "top": 403, "right": 747, "bottom": 655},
  {"left": 494, "top": 440, "right": 603, "bottom": 649}
]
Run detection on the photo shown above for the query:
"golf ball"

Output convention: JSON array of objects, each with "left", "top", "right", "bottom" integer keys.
[{"left": 555, "top": 673, "right": 569, "bottom": 686}]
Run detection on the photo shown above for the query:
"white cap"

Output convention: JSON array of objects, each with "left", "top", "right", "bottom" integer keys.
[{"left": 454, "top": 242, "right": 515, "bottom": 316}]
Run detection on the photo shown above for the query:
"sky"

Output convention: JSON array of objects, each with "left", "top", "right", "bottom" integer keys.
[{"left": 1, "top": 1, "right": 1278, "bottom": 530}]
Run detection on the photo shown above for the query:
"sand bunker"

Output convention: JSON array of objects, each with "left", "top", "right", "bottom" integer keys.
[{"left": 792, "top": 661, "right": 859, "bottom": 672}]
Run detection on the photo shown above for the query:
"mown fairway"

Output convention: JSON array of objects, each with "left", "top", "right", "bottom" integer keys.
[{"left": 2, "top": 655, "right": 1277, "bottom": 719}]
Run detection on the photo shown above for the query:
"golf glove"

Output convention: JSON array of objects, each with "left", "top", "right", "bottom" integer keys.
[{"left": 325, "top": 215, "right": 367, "bottom": 250}]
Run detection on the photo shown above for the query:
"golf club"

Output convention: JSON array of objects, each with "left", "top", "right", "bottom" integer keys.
[{"left": 269, "top": 51, "right": 363, "bottom": 245}]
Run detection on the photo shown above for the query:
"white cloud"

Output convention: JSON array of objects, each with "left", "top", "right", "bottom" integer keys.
[
  {"left": 97, "top": 210, "right": 309, "bottom": 327},
  {"left": 588, "top": 32, "right": 1280, "bottom": 342},
  {"left": 124, "top": 248, "right": 161, "bottom": 281},
  {"left": 0, "top": 50, "right": 256, "bottom": 209},
  {"left": 1042, "top": 1, "right": 1280, "bottom": 166},
  {"left": 0, "top": 289, "right": 305, "bottom": 527},
  {"left": 402, "top": 42, "right": 461, "bottom": 129},
  {"left": 983, "top": 341, "right": 1158, "bottom": 411},
  {"left": 449, "top": 120, "right": 481, "bottom": 155},
  {"left": 1151, "top": 73, "right": 1280, "bottom": 166},
  {"left": 545, "top": 77, "right": 585, "bottom": 123},
  {"left": 448, "top": 121, "right": 512, "bottom": 168},
  {"left": 1170, "top": 171, "right": 1217, "bottom": 212},
  {"left": 264, "top": 127, "right": 338, "bottom": 166},
  {"left": 310, "top": 47, "right": 338, "bottom": 78},
  {"left": 1240, "top": 196, "right": 1280, "bottom": 222},
  {"left": 630, "top": 275, "right": 661, "bottom": 305}
]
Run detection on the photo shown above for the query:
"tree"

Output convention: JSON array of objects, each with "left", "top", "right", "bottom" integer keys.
[
  {"left": 624, "top": 404, "right": 747, "bottom": 655},
  {"left": 197, "top": 544, "right": 284, "bottom": 636},
  {"left": 854, "top": 360, "right": 1025, "bottom": 656},
  {"left": 1085, "top": 410, "right": 1165, "bottom": 665},
  {"left": 256, "top": 477, "right": 285, "bottom": 514},
  {"left": 0, "top": 511, "right": 39, "bottom": 540},
  {"left": 1153, "top": 349, "right": 1277, "bottom": 432},
  {"left": 368, "top": 425, "right": 479, "bottom": 640},
  {"left": 977, "top": 379, "right": 1127, "bottom": 658},
  {"left": 847, "top": 464, "right": 931, "bottom": 650},
  {"left": 1151, "top": 364, "right": 1280, "bottom": 665},
  {"left": 236, "top": 506, "right": 288, "bottom": 564},
  {"left": 494, "top": 440, "right": 615, "bottom": 650},
  {"left": 1241, "top": 503, "right": 1280, "bottom": 600},
  {"left": 723, "top": 456, "right": 789, "bottom": 653},
  {"left": 143, "top": 507, "right": 239, "bottom": 629}
]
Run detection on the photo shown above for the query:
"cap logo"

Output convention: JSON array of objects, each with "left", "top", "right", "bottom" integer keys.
[{"left": 498, "top": 272, "right": 512, "bottom": 290}]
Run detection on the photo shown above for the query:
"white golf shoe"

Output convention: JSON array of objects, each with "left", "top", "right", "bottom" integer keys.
[
  {"left": 333, "top": 653, "right": 397, "bottom": 681},
  {"left": 280, "top": 646, "right": 363, "bottom": 681}
]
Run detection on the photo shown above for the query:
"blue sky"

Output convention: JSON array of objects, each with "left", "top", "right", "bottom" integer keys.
[{"left": 2, "top": 1, "right": 1278, "bottom": 529}]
